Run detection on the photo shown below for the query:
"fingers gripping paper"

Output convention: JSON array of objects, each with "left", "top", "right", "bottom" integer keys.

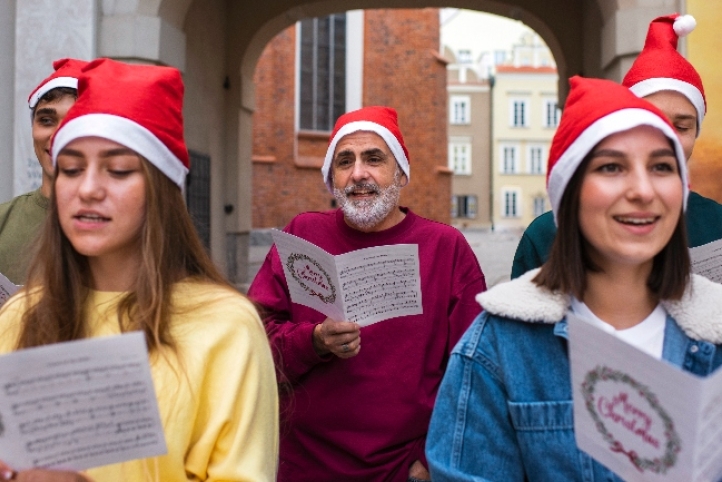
[{"left": 271, "top": 230, "right": 423, "bottom": 326}]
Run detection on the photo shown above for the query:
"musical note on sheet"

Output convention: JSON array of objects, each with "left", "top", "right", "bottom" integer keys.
[
  {"left": 272, "top": 230, "right": 422, "bottom": 326},
  {"left": 0, "top": 332, "right": 167, "bottom": 471},
  {"left": 689, "top": 239, "right": 722, "bottom": 284}
]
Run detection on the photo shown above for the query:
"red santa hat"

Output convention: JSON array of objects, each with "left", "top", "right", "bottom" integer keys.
[
  {"left": 547, "top": 76, "right": 688, "bottom": 223},
  {"left": 28, "top": 58, "right": 88, "bottom": 110},
  {"left": 51, "top": 58, "right": 189, "bottom": 188},
  {"left": 622, "top": 14, "right": 705, "bottom": 133},
  {"left": 322, "top": 106, "right": 410, "bottom": 192}
]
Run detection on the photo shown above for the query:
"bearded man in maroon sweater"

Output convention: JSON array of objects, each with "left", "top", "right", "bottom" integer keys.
[{"left": 248, "top": 106, "right": 486, "bottom": 482}]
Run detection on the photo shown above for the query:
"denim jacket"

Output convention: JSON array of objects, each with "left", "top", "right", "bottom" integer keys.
[{"left": 426, "top": 269, "right": 722, "bottom": 482}]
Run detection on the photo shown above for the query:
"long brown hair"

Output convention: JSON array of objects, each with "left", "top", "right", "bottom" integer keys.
[
  {"left": 17, "top": 157, "right": 233, "bottom": 351},
  {"left": 534, "top": 149, "right": 690, "bottom": 300}
]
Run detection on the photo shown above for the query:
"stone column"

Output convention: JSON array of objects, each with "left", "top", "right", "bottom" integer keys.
[
  {"left": 599, "top": 1, "right": 684, "bottom": 81},
  {"left": 0, "top": 0, "right": 15, "bottom": 202},
  {"left": 12, "top": 0, "right": 96, "bottom": 196}
]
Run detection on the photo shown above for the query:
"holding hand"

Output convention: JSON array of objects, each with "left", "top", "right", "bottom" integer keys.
[
  {"left": 0, "top": 462, "right": 93, "bottom": 482},
  {"left": 313, "top": 318, "right": 361, "bottom": 358}
]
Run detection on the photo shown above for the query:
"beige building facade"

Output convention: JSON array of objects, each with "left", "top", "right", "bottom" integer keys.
[
  {"left": 446, "top": 53, "right": 492, "bottom": 229},
  {"left": 492, "top": 56, "right": 558, "bottom": 231}
]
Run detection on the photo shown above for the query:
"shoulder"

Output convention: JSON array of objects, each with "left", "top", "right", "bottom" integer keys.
[
  {"left": 171, "top": 281, "right": 265, "bottom": 341},
  {"left": 0, "top": 288, "right": 41, "bottom": 354},
  {"left": 476, "top": 268, "right": 569, "bottom": 323},
  {"left": 663, "top": 274, "right": 722, "bottom": 344},
  {"left": 688, "top": 191, "right": 722, "bottom": 212},
  {"left": 0, "top": 190, "right": 47, "bottom": 225},
  {"left": 686, "top": 191, "right": 722, "bottom": 224},
  {"left": 523, "top": 211, "right": 557, "bottom": 238},
  {"left": 406, "top": 213, "right": 469, "bottom": 245},
  {"left": 0, "top": 193, "right": 32, "bottom": 219},
  {"left": 286, "top": 210, "right": 336, "bottom": 231}
]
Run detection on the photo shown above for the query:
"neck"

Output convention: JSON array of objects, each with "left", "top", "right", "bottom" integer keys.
[
  {"left": 582, "top": 262, "right": 657, "bottom": 330},
  {"left": 87, "top": 253, "right": 141, "bottom": 292},
  {"left": 40, "top": 175, "right": 52, "bottom": 198},
  {"left": 345, "top": 206, "right": 406, "bottom": 233}
]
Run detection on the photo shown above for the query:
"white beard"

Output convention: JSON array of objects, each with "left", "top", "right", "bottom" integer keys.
[{"left": 333, "top": 171, "right": 402, "bottom": 230}]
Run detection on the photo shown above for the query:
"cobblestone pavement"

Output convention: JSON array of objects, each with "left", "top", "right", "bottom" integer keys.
[
  {"left": 462, "top": 229, "right": 522, "bottom": 288},
  {"left": 247, "top": 228, "right": 522, "bottom": 289}
]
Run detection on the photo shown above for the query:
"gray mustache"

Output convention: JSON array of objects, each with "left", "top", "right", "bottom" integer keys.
[{"left": 345, "top": 183, "right": 380, "bottom": 195}]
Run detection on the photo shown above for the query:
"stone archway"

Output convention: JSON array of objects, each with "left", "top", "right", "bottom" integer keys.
[{"left": 0, "top": 0, "right": 695, "bottom": 284}]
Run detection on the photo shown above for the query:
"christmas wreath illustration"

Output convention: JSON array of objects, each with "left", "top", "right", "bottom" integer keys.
[
  {"left": 581, "top": 366, "right": 681, "bottom": 474},
  {"left": 286, "top": 253, "right": 336, "bottom": 304}
]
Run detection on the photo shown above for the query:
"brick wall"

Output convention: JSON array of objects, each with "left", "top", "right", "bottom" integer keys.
[
  {"left": 252, "top": 8, "right": 450, "bottom": 228},
  {"left": 362, "top": 8, "right": 450, "bottom": 224}
]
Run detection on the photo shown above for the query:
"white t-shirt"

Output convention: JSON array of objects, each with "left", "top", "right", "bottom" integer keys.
[{"left": 570, "top": 297, "right": 666, "bottom": 359}]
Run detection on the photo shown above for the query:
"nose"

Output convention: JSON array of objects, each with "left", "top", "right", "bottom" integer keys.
[
  {"left": 77, "top": 166, "right": 106, "bottom": 201},
  {"left": 350, "top": 159, "right": 369, "bottom": 182},
  {"left": 626, "top": 165, "right": 655, "bottom": 204}
]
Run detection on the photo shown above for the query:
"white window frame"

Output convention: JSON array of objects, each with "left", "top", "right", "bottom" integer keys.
[
  {"left": 448, "top": 140, "right": 472, "bottom": 175},
  {"left": 501, "top": 187, "right": 521, "bottom": 218},
  {"left": 450, "top": 95, "right": 471, "bottom": 124},
  {"left": 452, "top": 195, "right": 478, "bottom": 219},
  {"left": 527, "top": 144, "right": 545, "bottom": 175},
  {"left": 543, "top": 99, "right": 560, "bottom": 128},
  {"left": 294, "top": 10, "right": 363, "bottom": 132},
  {"left": 457, "top": 49, "right": 472, "bottom": 64},
  {"left": 500, "top": 143, "right": 519, "bottom": 174},
  {"left": 509, "top": 98, "right": 529, "bottom": 127}
]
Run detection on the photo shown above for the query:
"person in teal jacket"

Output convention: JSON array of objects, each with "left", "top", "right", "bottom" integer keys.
[{"left": 512, "top": 14, "right": 722, "bottom": 279}]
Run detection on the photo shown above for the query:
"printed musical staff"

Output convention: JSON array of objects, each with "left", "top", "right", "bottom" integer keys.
[
  {"left": 0, "top": 332, "right": 167, "bottom": 471},
  {"left": 272, "top": 230, "right": 423, "bottom": 326}
]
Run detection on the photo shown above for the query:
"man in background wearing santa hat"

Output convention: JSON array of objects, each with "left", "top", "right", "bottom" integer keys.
[
  {"left": 511, "top": 13, "right": 722, "bottom": 280},
  {"left": 0, "top": 58, "right": 87, "bottom": 284},
  {"left": 249, "top": 106, "right": 486, "bottom": 482}
]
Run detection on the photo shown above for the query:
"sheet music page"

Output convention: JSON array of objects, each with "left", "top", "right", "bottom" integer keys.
[
  {"left": 0, "top": 272, "right": 19, "bottom": 308},
  {"left": 336, "top": 244, "right": 422, "bottom": 326},
  {"left": 271, "top": 230, "right": 344, "bottom": 321},
  {"left": 0, "top": 332, "right": 167, "bottom": 471},
  {"left": 568, "top": 313, "right": 701, "bottom": 481},
  {"left": 690, "top": 239, "right": 722, "bottom": 283}
]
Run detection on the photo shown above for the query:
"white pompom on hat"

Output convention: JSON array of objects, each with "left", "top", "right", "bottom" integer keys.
[
  {"left": 51, "top": 58, "right": 190, "bottom": 188},
  {"left": 322, "top": 106, "right": 410, "bottom": 193},
  {"left": 622, "top": 14, "right": 706, "bottom": 133},
  {"left": 547, "top": 76, "right": 688, "bottom": 224}
]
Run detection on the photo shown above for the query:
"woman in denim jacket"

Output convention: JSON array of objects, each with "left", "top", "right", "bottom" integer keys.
[{"left": 426, "top": 76, "right": 722, "bottom": 482}]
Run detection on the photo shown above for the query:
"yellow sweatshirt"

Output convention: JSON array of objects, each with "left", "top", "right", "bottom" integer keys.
[{"left": 0, "top": 281, "right": 279, "bottom": 481}]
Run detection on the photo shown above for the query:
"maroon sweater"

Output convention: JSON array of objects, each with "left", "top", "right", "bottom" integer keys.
[{"left": 248, "top": 208, "right": 486, "bottom": 482}]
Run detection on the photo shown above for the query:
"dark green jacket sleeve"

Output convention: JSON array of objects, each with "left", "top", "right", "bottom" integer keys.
[{"left": 510, "top": 211, "right": 557, "bottom": 279}]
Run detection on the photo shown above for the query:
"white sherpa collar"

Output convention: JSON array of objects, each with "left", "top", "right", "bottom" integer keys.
[{"left": 476, "top": 268, "right": 722, "bottom": 344}]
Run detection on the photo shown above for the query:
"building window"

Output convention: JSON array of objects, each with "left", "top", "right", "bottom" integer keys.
[
  {"left": 452, "top": 195, "right": 478, "bottom": 219},
  {"left": 501, "top": 144, "right": 519, "bottom": 174},
  {"left": 457, "top": 49, "right": 472, "bottom": 64},
  {"left": 299, "top": 14, "right": 346, "bottom": 131},
  {"left": 450, "top": 96, "right": 471, "bottom": 124},
  {"left": 449, "top": 141, "right": 472, "bottom": 175},
  {"left": 533, "top": 195, "right": 546, "bottom": 218},
  {"left": 186, "top": 150, "right": 211, "bottom": 252},
  {"left": 544, "top": 99, "right": 560, "bottom": 128},
  {"left": 528, "top": 145, "right": 545, "bottom": 174},
  {"left": 502, "top": 188, "right": 521, "bottom": 218},
  {"left": 510, "top": 99, "right": 528, "bottom": 127}
]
